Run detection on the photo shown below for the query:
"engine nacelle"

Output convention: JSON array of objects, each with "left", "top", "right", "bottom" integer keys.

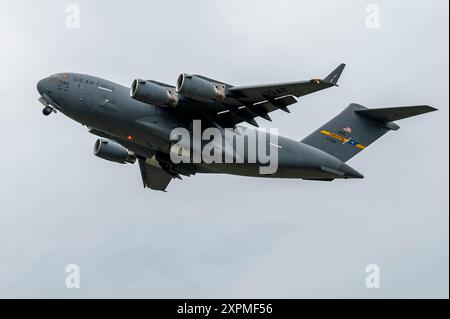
[
  {"left": 176, "top": 74, "right": 226, "bottom": 103},
  {"left": 130, "top": 79, "right": 179, "bottom": 107},
  {"left": 93, "top": 139, "right": 136, "bottom": 164}
]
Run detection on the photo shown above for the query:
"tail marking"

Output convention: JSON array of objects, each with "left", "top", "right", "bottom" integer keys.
[{"left": 319, "top": 130, "right": 366, "bottom": 150}]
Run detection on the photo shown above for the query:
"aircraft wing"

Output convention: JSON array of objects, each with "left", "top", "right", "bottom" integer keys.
[
  {"left": 138, "top": 158, "right": 173, "bottom": 192},
  {"left": 227, "top": 64, "right": 345, "bottom": 103},
  {"left": 212, "top": 64, "right": 346, "bottom": 128}
]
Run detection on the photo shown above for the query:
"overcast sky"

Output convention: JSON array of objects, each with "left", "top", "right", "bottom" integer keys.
[{"left": 0, "top": 0, "right": 448, "bottom": 298}]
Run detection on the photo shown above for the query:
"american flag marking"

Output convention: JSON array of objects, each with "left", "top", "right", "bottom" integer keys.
[{"left": 343, "top": 126, "right": 353, "bottom": 133}]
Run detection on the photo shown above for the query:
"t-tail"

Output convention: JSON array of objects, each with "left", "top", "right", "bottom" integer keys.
[{"left": 302, "top": 103, "right": 437, "bottom": 163}]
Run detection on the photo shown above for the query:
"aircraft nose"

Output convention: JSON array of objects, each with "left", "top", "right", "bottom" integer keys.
[{"left": 37, "top": 78, "right": 47, "bottom": 95}]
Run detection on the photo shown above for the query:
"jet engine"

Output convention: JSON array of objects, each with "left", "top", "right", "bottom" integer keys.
[
  {"left": 93, "top": 139, "right": 136, "bottom": 164},
  {"left": 176, "top": 74, "right": 226, "bottom": 103},
  {"left": 130, "top": 79, "right": 179, "bottom": 107}
]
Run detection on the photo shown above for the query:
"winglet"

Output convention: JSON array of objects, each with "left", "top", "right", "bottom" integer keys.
[{"left": 324, "top": 63, "right": 346, "bottom": 86}]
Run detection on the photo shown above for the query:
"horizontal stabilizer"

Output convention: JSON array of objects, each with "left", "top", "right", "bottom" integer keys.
[{"left": 355, "top": 105, "right": 437, "bottom": 124}]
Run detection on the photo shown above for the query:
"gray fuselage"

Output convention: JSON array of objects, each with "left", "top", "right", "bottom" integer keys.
[{"left": 37, "top": 73, "right": 362, "bottom": 180}]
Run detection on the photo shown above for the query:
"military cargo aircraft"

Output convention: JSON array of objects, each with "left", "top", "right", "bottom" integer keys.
[{"left": 37, "top": 64, "right": 436, "bottom": 191}]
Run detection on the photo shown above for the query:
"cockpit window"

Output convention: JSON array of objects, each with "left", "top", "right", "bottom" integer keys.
[{"left": 50, "top": 73, "right": 69, "bottom": 79}]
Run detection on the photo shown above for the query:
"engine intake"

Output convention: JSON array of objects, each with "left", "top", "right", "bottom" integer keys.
[
  {"left": 131, "top": 79, "right": 178, "bottom": 107},
  {"left": 176, "top": 74, "right": 226, "bottom": 103},
  {"left": 93, "top": 139, "right": 136, "bottom": 164}
]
